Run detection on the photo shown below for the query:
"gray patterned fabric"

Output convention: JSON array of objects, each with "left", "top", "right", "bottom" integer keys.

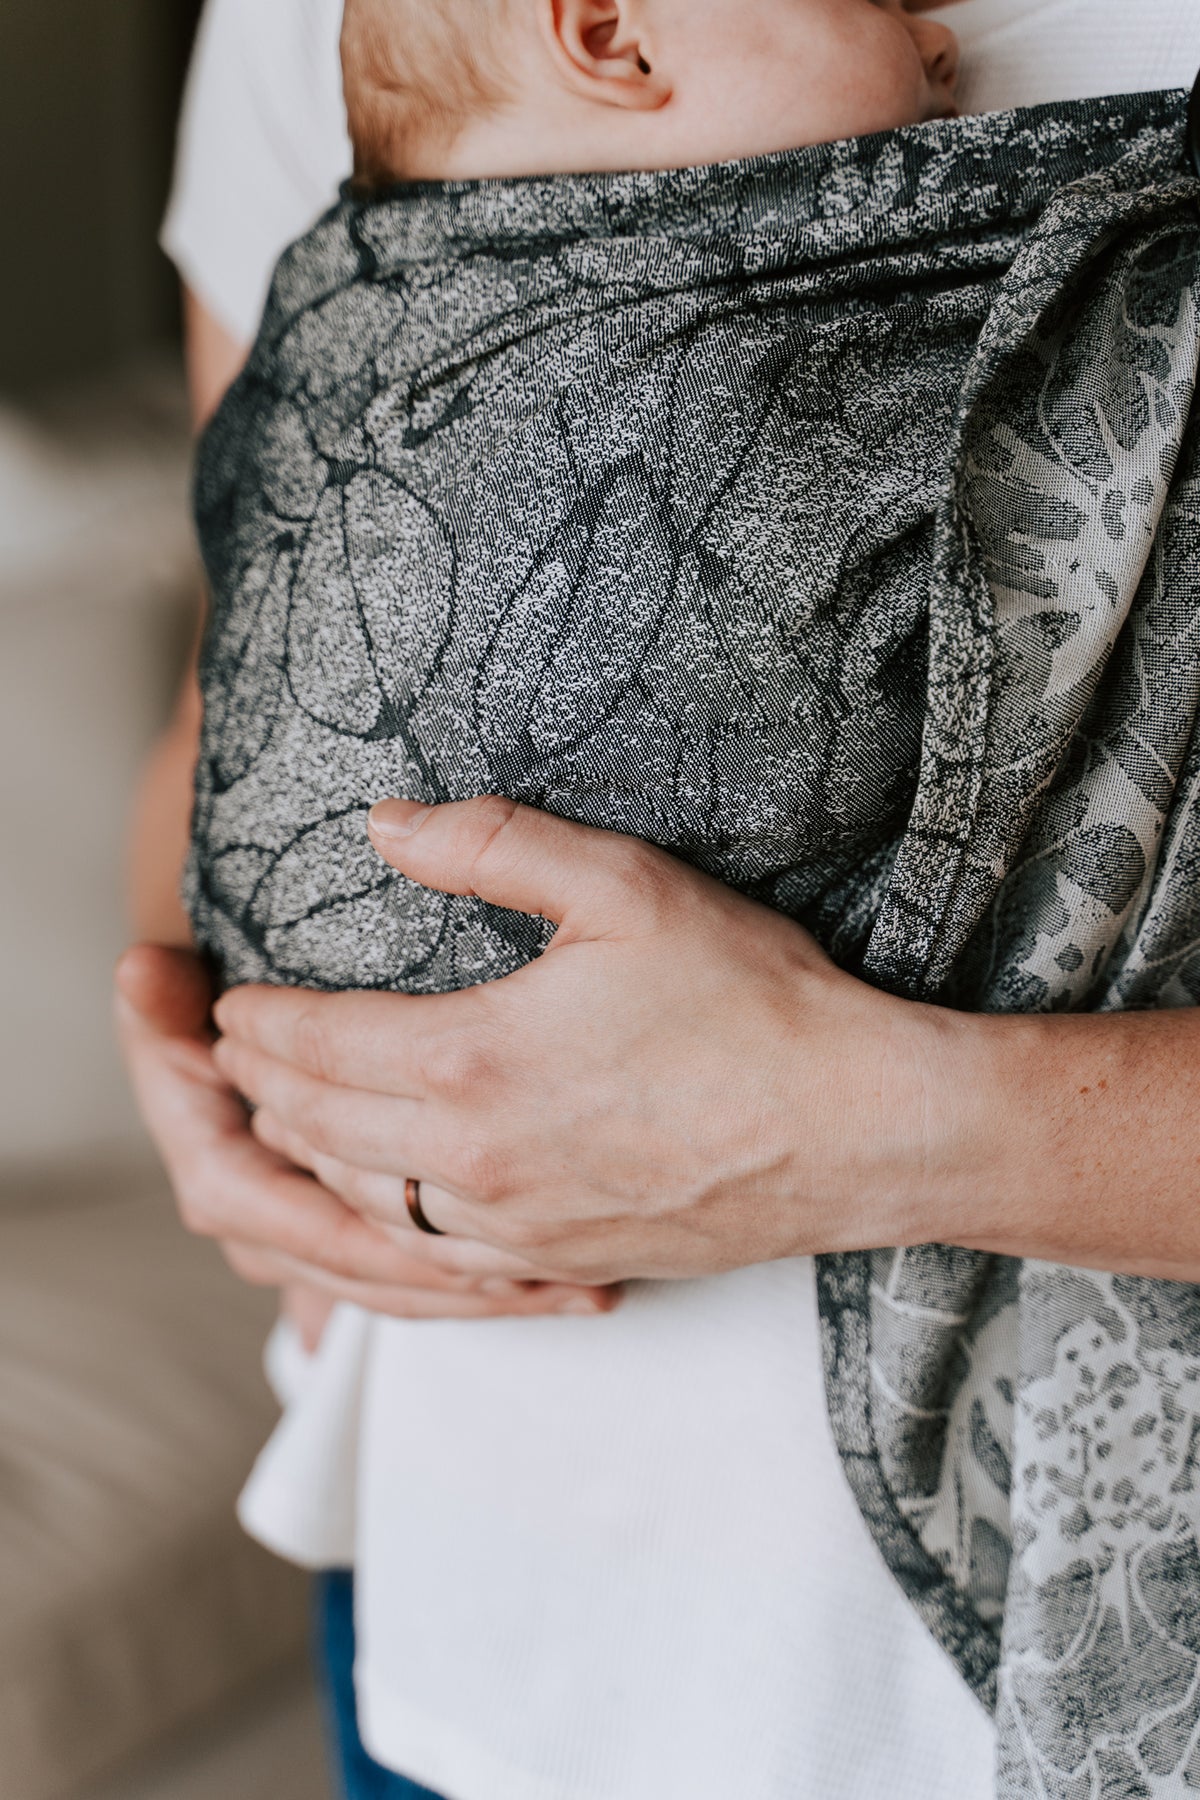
[{"left": 189, "top": 92, "right": 1200, "bottom": 1797}]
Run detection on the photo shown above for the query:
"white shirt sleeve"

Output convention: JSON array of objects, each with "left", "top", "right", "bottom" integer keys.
[
  {"left": 954, "top": 0, "right": 1197, "bottom": 117},
  {"left": 161, "top": 0, "right": 352, "bottom": 346}
]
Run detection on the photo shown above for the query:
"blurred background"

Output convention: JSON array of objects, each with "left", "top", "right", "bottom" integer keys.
[{"left": 1, "top": 4, "right": 327, "bottom": 1795}]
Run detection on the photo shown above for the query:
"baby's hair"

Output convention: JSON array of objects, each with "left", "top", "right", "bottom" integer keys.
[{"left": 343, "top": 0, "right": 515, "bottom": 187}]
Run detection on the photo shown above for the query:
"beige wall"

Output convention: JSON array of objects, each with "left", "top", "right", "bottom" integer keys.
[{"left": 0, "top": 386, "right": 196, "bottom": 1167}]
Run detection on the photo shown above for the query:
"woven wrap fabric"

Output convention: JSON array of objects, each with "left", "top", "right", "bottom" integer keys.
[{"left": 190, "top": 92, "right": 1200, "bottom": 1797}]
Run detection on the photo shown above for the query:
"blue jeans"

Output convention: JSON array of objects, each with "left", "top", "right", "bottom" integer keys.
[{"left": 313, "top": 1572, "right": 445, "bottom": 1800}]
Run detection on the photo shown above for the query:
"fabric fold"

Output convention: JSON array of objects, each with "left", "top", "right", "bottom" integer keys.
[{"left": 190, "top": 90, "right": 1200, "bottom": 1797}]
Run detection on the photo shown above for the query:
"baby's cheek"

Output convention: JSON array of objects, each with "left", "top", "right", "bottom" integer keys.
[
  {"left": 850, "top": 30, "right": 932, "bottom": 132},
  {"left": 735, "top": 2, "right": 932, "bottom": 155}
]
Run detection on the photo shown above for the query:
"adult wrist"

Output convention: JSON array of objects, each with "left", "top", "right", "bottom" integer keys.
[
  {"left": 849, "top": 996, "right": 1059, "bottom": 1258},
  {"left": 775, "top": 970, "right": 1017, "bottom": 1261},
  {"left": 909, "top": 1004, "right": 1192, "bottom": 1277},
  {"left": 898, "top": 1005, "right": 1050, "bottom": 1255},
  {"left": 873, "top": 997, "right": 1022, "bottom": 1253}
]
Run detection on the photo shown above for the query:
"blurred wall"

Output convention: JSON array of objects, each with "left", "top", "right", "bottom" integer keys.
[
  {"left": 0, "top": 418, "right": 196, "bottom": 1167},
  {"left": 0, "top": 0, "right": 205, "bottom": 1167},
  {"left": 0, "top": 0, "right": 203, "bottom": 392}
]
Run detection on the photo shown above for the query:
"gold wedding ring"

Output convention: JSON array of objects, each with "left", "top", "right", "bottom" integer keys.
[{"left": 405, "top": 1177, "right": 446, "bottom": 1237}]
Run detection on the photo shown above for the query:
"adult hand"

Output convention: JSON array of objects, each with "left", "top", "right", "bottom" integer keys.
[
  {"left": 211, "top": 798, "right": 970, "bottom": 1286},
  {"left": 115, "top": 943, "right": 615, "bottom": 1323}
]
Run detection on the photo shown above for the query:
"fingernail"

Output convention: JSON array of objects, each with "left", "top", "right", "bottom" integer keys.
[
  {"left": 113, "top": 949, "right": 139, "bottom": 994},
  {"left": 369, "top": 799, "right": 435, "bottom": 839},
  {"left": 559, "top": 1297, "right": 605, "bottom": 1316}
]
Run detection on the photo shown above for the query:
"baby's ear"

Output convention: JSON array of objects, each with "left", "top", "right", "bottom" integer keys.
[{"left": 539, "top": 0, "right": 670, "bottom": 110}]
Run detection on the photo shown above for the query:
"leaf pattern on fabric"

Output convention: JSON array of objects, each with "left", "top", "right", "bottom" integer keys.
[{"left": 188, "top": 92, "right": 1200, "bottom": 1795}]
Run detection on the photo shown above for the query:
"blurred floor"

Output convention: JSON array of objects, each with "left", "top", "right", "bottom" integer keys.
[
  {"left": 74, "top": 1666, "right": 329, "bottom": 1800},
  {"left": 0, "top": 1162, "right": 315, "bottom": 1800}
]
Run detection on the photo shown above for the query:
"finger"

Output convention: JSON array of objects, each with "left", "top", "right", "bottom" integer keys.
[
  {"left": 181, "top": 1116, "right": 479, "bottom": 1288},
  {"left": 213, "top": 982, "right": 482, "bottom": 1098},
  {"left": 374, "top": 1219, "right": 602, "bottom": 1288},
  {"left": 117, "top": 963, "right": 505, "bottom": 1291},
  {"left": 221, "top": 1241, "right": 296, "bottom": 1288},
  {"left": 251, "top": 1108, "right": 601, "bottom": 1282},
  {"left": 212, "top": 1035, "right": 441, "bottom": 1176},
  {"left": 121, "top": 1004, "right": 256, "bottom": 1180},
  {"left": 366, "top": 795, "right": 679, "bottom": 937},
  {"left": 250, "top": 1104, "right": 394, "bottom": 1199},
  {"left": 253, "top": 1107, "right": 440, "bottom": 1235},
  {"left": 115, "top": 944, "right": 214, "bottom": 1040},
  {"left": 244, "top": 1246, "right": 618, "bottom": 1320},
  {"left": 252, "top": 1105, "right": 432, "bottom": 1228}
]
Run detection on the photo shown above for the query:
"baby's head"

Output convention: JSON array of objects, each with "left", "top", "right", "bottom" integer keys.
[{"left": 344, "top": 0, "right": 961, "bottom": 187}]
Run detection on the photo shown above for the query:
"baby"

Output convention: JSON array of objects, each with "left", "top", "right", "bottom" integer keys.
[
  {"left": 186, "top": 0, "right": 1168, "bottom": 1007},
  {"left": 345, "top": 0, "right": 961, "bottom": 186}
]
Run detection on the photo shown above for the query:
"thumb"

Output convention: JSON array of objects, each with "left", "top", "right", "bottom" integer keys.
[
  {"left": 115, "top": 944, "right": 214, "bottom": 1041},
  {"left": 367, "top": 796, "right": 673, "bottom": 935}
]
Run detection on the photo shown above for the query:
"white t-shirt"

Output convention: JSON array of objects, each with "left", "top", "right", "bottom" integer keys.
[{"left": 164, "top": 7, "right": 1198, "bottom": 1797}]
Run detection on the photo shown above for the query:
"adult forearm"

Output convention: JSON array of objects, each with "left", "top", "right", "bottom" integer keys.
[
  {"left": 127, "top": 666, "right": 200, "bottom": 945},
  {"left": 925, "top": 1005, "right": 1200, "bottom": 1282},
  {"left": 128, "top": 288, "right": 244, "bottom": 947}
]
